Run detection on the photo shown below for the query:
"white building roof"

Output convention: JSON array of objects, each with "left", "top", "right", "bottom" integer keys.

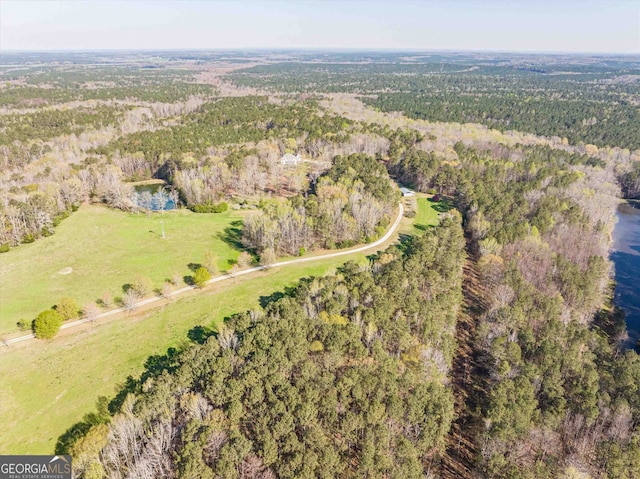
[{"left": 281, "top": 153, "right": 302, "bottom": 165}]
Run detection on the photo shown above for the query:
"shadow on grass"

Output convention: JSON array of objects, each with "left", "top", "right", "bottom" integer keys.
[
  {"left": 182, "top": 263, "right": 204, "bottom": 285},
  {"left": 258, "top": 284, "right": 299, "bottom": 308},
  {"left": 55, "top": 327, "right": 215, "bottom": 454},
  {"left": 259, "top": 291, "right": 285, "bottom": 308},
  {"left": 433, "top": 203, "right": 451, "bottom": 213},
  {"left": 429, "top": 198, "right": 453, "bottom": 213},
  {"left": 218, "top": 220, "right": 244, "bottom": 251},
  {"left": 188, "top": 325, "right": 216, "bottom": 344},
  {"left": 55, "top": 397, "right": 111, "bottom": 455}
]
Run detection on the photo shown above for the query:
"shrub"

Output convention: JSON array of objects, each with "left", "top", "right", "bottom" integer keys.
[
  {"left": 56, "top": 297, "right": 80, "bottom": 320},
  {"left": 237, "top": 252, "right": 252, "bottom": 268},
  {"left": 204, "top": 252, "right": 218, "bottom": 275},
  {"left": 22, "top": 234, "right": 35, "bottom": 244},
  {"left": 189, "top": 202, "right": 228, "bottom": 213},
  {"left": 100, "top": 292, "right": 113, "bottom": 308},
  {"left": 33, "top": 310, "right": 63, "bottom": 339},
  {"left": 83, "top": 303, "right": 100, "bottom": 322},
  {"left": 0, "top": 243, "right": 9, "bottom": 253},
  {"left": 17, "top": 319, "right": 31, "bottom": 331},
  {"left": 53, "top": 210, "right": 70, "bottom": 226},
  {"left": 161, "top": 282, "right": 173, "bottom": 299},
  {"left": 193, "top": 267, "right": 211, "bottom": 288},
  {"left": 260, "top": 248, "right": 277, "bottom": 267},
  {"left": 122, "top": 290, "right": 139, "bottom": 311}
]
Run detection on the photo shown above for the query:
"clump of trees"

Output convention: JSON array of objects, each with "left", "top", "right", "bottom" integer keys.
[
  {"left": 620, "top": 160, "right": 640, "bottom": 198},
  {"left": 243, "top": 154, "right": 397, "bottom": 256}
]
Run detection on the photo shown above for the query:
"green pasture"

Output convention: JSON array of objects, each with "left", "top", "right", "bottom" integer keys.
[{"left": 0, "top": 204, "right": 244, "bottom": 334}]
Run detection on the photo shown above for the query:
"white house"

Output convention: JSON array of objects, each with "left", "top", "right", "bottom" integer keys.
[
  {"left": 400, "top": 187, "right": 415, "bottom": 197},
  {"left": 281, "top": 153, "right": 302, "bottom": 166}
]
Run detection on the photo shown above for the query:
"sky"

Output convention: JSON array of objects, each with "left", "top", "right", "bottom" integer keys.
[{"left": 1, "top": 0, "right": 639, "bottom": 54}]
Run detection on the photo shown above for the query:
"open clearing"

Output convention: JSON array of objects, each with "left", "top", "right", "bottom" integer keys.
[
  {"left": 413, "top": 196, "right": 443, "bottom": 230},
  {"left": 401, "top": 194, "right": 449, "bottom": 236},
  {"left": 0, "top": 204, "right": 244, "bottom": 334},
  {"left": 0, "top": 199, "right": 439, "bottom": 454}
]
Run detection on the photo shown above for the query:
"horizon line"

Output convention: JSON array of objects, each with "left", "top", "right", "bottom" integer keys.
[{"left": 2, "top": 47, "right": 639, "bottom": 56}]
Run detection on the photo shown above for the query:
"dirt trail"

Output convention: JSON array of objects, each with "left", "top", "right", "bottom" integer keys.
[
  {"left": 3, "top": 203, "right": 403, "bottom": 347},
  {"left": 439, "top": 239, "right": 490, "bottom": 479}
]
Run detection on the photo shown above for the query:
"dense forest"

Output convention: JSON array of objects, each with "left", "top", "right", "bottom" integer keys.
[
  {"left": 63, "top": 220, "right": 465, "bottom": 479},
  {"left": 229, "top": 60, "right": 640, "bottom": 150},
  {"left": 385, "top": 132, "right": 640, "bottom": 478},
  {"left": 620, "top": 161, "right": 640, "bottom": 198},
  {"left": 67, "top": 124, "right": 640, "bottom": 478}
]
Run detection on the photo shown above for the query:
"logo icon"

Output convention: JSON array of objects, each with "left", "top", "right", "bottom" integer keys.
[{"left": 0, "top": 455, "right": 72, "bottom": 479}]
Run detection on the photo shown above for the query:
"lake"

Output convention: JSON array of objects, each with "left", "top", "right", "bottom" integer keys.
[
  {"left": 132, "top": 183, "right": 177, "bottom": 211},
  {"left": 611, "top": 201, "right": 640, "bottom": 348}
]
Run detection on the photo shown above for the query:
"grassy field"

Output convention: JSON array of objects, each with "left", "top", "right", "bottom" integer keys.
[
  {"left": 0, "top": 199, "right": 436, "bottom": 454},
  {"left": 0, "top": 204, "right": 245, "bottom": 334},
  {"left": 0, "top": 252, "right": 371, "bottom": 454},
  {"left": 403, "top": 195, "right": 444, "bottom": 235}
]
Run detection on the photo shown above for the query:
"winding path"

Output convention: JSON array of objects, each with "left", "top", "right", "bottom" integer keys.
[{"left": 5, "top": 202, "right": 404, "bottom": 346}]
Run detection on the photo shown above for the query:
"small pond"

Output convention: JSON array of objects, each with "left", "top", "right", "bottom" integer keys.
[{"left": 132, "top": 183, "right": 177, "bottom": 211}]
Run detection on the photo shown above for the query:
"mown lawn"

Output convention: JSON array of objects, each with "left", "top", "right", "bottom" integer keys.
[
  {"left": 0, "top": 204, "right": 244, "bottom": 334},
  {"left": 0, "top": 198, "right": 427, "bottom": 454},
  {"left": 399, "top": 194, "right": 448, "bottom": 237},
  {"left": 412, "top": 196, "right": 445, "bottom": 232}
]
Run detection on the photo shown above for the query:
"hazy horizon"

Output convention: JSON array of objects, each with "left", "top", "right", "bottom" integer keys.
[
  {"left": 3, "top": 47, "right": 640, "bottom": 56},
  {"left": 1, "top": 0, "right": 638, "bottom": 54}
]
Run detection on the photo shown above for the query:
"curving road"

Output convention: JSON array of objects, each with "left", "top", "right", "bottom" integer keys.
[{"left": 5, "top": 202, "right": 404, "bottom": 346}]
